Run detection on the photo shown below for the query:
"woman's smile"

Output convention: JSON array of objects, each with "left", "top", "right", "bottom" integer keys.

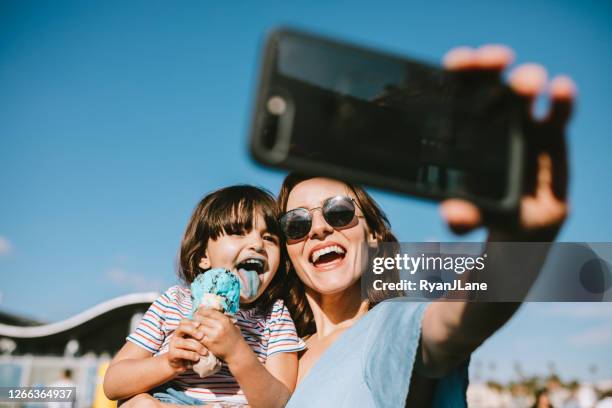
[{"left": 309, "top": 242, "right": 347, "bottom": 269}]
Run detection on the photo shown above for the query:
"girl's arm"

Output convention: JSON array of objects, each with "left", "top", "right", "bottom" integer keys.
[
  {"left": 103, "top": 342, "right": 173, "bottom": 400},
  {"left": 417, "top": 44, "right": 575, "bottom": 377},
  {"left": 103, "top": 319, "right": 207, "bottom": 400},
  {"left": 228, "top": 342, "right": 297, "bottom": 407},
  {"left": 195, "top": 308, "right": 296, "bottom": 408}
]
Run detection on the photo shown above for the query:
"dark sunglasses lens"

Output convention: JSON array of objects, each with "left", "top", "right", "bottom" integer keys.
[
  {"left": 324, "top": 197, "right": 355, "bottom": 227},
  {"left": 281, "top": 210, "right": 312, "bottom": 240}
]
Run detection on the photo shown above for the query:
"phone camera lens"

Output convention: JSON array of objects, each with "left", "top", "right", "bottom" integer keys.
[{"left": 267, "top": 96, "right": 287, "bottom": 115}]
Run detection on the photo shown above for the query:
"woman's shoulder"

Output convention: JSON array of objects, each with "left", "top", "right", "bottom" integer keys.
[
  {"left": 286, "top": 302, "right": 430, "bottom": 408},
  {"left": 368, "top": 300, "right": 428, "bottom": 323},
  {"left": 294, "top": 301, "right": 428, "bottom": 367}
]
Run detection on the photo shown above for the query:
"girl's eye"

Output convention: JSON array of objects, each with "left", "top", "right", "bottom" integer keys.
[{"left": 264, "top": 234, "right": 279, "bottom": 244}]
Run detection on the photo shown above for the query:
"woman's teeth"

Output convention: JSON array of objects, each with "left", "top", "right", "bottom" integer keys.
[{"left": 311, "top": 245, "right": 346, "bottom": 263}]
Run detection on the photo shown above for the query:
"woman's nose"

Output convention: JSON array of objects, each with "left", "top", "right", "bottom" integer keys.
[{"left": 308, "top": 210, "right": 334, "bottom": 239}]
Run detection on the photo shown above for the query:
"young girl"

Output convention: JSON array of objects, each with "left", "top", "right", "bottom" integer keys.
[{"left": 103, "top": 185, "right": 306, "bottom": 407}]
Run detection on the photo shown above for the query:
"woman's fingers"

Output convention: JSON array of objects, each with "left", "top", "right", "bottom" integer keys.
[
  {"left": 546, "top": 75, "right": 576, "bottom": 128},
  {"left": 545, "top": 75, "right": 575, "bottom": 200},
  {"left": 440, "top": 44, "right": 574, "bottom": 234},
  {"left": 521, "top": 152, "right": 568, "bottom": 228},
  {"left": 439, "top": 199, "right": 482, "bottom": 234},
  {"left": 443, "top": 46, "right": 476, "bottom": 70},
  {"left": 508, "top": 63, "right": 548, "bottom": 96},
  {"left": 549, "top": 75, "right": 576, "bottom": 100},
  {"left": 440, "top": 44, "right": 512, "bottom": 235},
  {"left": 443, "top": 44, "right": 514, "bottom": 71},
  {"left": 475, "top": 44, "right": 515, "bottom": 69},
  {"left": 535, "top": 153, "right": 554, "bottom": 193}
]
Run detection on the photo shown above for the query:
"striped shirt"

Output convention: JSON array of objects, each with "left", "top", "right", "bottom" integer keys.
[{"left": 127, "top": 285, "right": 306, "bottom": 405}]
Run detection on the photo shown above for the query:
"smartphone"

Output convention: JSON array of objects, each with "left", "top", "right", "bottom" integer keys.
[{"left": 249, "top": 28, "right": 527, "bottom": 213}]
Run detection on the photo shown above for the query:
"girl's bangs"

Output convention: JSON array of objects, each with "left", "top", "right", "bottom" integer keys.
[{"left": 211, "top": 198, "right": 281, "bottom": 238}]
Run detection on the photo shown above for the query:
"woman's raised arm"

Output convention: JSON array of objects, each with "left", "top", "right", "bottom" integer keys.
[{"left": 417, "top": 44, "right": 576, "bottom": 377}]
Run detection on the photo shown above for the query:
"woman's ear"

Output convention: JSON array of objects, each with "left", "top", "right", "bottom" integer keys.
[{"left": 367, "top": 231, "right": 378, "bottom": 245}]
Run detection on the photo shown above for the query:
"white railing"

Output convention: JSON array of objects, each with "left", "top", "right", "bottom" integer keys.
[{"left": 0, "top": 355, "right": 111, "bottom": 408}]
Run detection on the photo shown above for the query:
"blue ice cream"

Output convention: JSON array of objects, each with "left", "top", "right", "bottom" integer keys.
[{"left": 190, "top": 268, "right": 241, "bottom": 316}]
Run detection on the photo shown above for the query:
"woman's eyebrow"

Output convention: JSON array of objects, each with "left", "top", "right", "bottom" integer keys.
[
  {"left": 291, "top": 199, "right": 325, "bottom": 210},
  {"left": 286, "top": 203, "right": 310, "bottom": 211}
]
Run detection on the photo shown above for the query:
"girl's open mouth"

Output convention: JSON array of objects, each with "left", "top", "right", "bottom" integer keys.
[
  {"left": 236, "top": 258, "right": 265, "bottom": 274},
  {"left": 235, "top": 258, "right": 266, "bottom": 299}
]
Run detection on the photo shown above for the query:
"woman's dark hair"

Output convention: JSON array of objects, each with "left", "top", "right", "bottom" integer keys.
[
  {"left": 278, "top": 173, "right": 400, "bottom": 337},
  {"left": 178, "top": 185, "right": 287, "bottom": 314}
]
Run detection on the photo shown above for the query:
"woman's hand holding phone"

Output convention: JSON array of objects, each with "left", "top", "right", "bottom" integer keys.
[
  {"left": 420, "top": 45, "right": 576, "bottom": 376},
  {"left": 439, "top": 44, "right": 575, "bottom": 240}
]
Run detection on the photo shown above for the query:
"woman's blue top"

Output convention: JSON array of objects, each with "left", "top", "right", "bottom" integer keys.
[{"left": 286, "top": 301, "right": 468, "bottom": 408}]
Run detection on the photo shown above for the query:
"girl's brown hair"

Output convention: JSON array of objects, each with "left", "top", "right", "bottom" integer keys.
[
  {"left": 278, "top": 173, "right": 400, "bottom": 337},
  {"left": 178, "top": 185, "right": 287, "bottom": 314}
]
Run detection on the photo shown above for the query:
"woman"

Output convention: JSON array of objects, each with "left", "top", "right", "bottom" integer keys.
[{"left": 278, "top": 45, "right": 575, "bottom": 407}]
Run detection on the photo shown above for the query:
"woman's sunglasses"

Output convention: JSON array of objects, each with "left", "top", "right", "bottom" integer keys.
[{"left": 280, "top": 195, "right": 361, "bottom": 240}]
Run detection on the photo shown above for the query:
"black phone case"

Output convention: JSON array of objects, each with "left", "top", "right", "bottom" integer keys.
[{"left": 249, "top": 27, "right": 526, "bottom": 214}]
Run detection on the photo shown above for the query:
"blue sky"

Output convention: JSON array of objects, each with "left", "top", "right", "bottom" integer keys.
[{"left": 1, "top": 0, "right": 611, "bottom": 381}]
